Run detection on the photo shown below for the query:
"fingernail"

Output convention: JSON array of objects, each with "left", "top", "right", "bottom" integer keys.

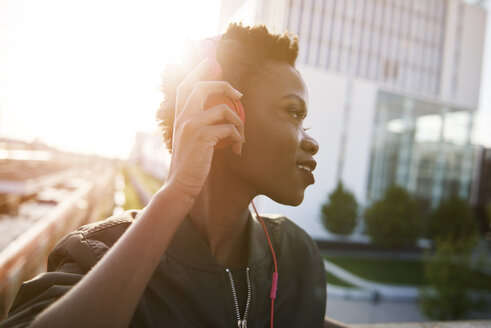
[{"left": 234, "top": 89, "right": 243, "bottom": 97}]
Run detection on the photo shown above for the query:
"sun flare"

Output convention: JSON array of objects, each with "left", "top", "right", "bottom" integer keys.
[{"left": 0, "top": 0, "right": 221, "bottom": 158}]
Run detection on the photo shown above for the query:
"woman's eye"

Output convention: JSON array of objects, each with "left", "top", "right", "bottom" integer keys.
[{"left": 286, "top": 107, "right": 306, "bottom": 120}]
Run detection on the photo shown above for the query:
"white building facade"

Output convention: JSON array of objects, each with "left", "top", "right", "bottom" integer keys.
[{"left": 220, "top": 0, "right": 487, "bottom": 239}]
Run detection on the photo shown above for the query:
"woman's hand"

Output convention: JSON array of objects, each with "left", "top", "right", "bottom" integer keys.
[
  {"left": 166, "top": 59, "right": 245, "bottom": 199},
  {"left": 26, "top": 60, "right": 245, "bottom": 328}
]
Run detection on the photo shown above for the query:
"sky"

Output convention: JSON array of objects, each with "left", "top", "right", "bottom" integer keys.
[
  {"left": 0, "top": 1, "right": 490, "bottom": 159},
  {"left": 0, "top": 0, "right": 221, "bottom": 159}
]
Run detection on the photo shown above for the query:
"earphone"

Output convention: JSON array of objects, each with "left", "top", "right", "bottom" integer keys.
[
  {"left": 198, "top": 36, "right": 278, "bottom": 328},
  {"left": 199, "top": 37, "right": 245, "bottom": 123}
]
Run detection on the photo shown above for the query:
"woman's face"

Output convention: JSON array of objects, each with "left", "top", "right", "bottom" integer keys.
[{"left": 226, "top": 61, "right": 319, "bottom": 206}]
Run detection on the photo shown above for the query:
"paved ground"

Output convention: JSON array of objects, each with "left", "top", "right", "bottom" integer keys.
[
  {"left": 326, "top": 297, "right": 491, "bottom": 325},
  {"left": 326, "top": 298, "right": 427, "bottom": 324},
  {"left": 323, "top": 256, "right": 491, "bottom": 324}
]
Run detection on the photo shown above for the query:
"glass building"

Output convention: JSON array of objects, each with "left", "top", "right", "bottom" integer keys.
[{"left": 367, "top": 91, "right": 476, "bottom": 210}]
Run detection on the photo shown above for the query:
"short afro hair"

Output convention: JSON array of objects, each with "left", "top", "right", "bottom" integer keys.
[{"left": 156, "top": 23, "right": 299, "bottom": 153}]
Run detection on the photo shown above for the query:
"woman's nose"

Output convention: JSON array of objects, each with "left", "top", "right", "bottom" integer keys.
[{"left": 300, "top": 132, "right": 319, "bottom": 155}]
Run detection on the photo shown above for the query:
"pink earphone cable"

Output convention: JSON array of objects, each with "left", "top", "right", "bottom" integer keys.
[{"left": 251, "top": 200, "right": 278, "bottom": 328}]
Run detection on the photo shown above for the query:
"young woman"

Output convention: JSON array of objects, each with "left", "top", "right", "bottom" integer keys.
[{"left": 1, "top": 24, "right": 349, "bottom": 328}]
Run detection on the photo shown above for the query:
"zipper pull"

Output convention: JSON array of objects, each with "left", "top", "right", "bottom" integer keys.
[
  {"left": 242, "top": 319, "right": 247, "bottom": 328},
  {"left": 237, "top": 320, "right": 242, "bottom": 327}
]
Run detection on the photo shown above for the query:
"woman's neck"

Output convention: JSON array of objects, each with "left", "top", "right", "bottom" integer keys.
[{"left": 187, "top": 164, "right": 254, "bottom": 268}]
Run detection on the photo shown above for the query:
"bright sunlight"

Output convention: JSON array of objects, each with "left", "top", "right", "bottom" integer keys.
[{"left": 0, "top": 0, "right": 221, "bottom": 158}]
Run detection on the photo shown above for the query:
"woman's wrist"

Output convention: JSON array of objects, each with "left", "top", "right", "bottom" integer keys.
[
  {"left": 151, "top": 180, "right": 199, "bottom": 214},
  {"left": 156, "top": 178, "right": 202, "bottom": 203}
]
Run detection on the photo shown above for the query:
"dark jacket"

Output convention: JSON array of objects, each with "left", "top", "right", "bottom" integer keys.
[{"left": 1, "top": 210, "right": 327, "bottom": 327}]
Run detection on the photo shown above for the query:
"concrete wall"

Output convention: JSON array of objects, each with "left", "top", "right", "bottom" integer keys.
[
  {"left": 439, "top": 0, "right": 486, "bottom": 109},
  {"left": 341, "top": 79, "right": 378, "bottom": 205},
  {"left": 455, "top": 3, "right": 487, "bottom": 108}
]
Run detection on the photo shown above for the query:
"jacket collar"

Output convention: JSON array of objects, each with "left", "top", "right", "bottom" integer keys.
[{"left": 166, "top": 212, "right": 271, "bottom": 270}]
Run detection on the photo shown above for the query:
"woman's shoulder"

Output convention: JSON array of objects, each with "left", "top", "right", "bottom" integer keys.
[
  {"left": 258, "top": 214, "right": 326, "bottom": 284},
  {"left": 47, "top": 209, "right": 141, "bottom": 273},
  {"left": 257, "top": 214, "right": 321, "bottom": 257}
]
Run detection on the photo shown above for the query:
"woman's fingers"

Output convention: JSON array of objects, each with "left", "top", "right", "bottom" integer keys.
[
  {"left": 168, "top": 60, "right": 245, "bottom": 197},
  {"left": 176, "top": 104, "right": 245, "bottom": 152},
  {"left": 201, "top": 104, "right": 245, "bottom": 142},
  {"left": 202, "top": 123, "right": 244, "bottom": 155},
  {"left": 176, "top": 60, "right": 243, "bottom": 119},
  {"left": 177, "top": 81, "right": 242, "bottom": 120},
  {"left": 175, "top": 59, "right": 211, "bottom": 116}
]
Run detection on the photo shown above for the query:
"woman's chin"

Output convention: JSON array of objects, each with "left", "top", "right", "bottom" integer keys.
[{"left": 270, "top": 191, "right": 305, "bottom": 207}]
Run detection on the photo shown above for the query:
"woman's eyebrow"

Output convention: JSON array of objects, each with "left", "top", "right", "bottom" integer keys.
[{"left": 281, "top": 94, "right": 307, "bottom": 111}]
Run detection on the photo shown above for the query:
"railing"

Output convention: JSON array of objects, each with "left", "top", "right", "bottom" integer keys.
[{"left": 0, "top": 167, "right": 115, "bottom": 319}]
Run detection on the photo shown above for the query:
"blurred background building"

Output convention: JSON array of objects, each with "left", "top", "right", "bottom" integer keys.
[
  {"left": 128, "top": 132, "right": 170, "bottom": 182},
  {"left": 220, "top": 0, "right": 489, "bottom": 239}
]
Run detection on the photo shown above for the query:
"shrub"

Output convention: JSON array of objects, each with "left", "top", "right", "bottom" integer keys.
[
  {"left": 321, "top": 181, "right": 358, "bottom": 235},
  {"left": 364, "top": 185, "right": 421, "bottom": 249},
  {"left": 428, "top": 196, "right": 478, "bottom": 251},
  {"left": 419, "top": 238, "right": 486, "bottom": 320}
]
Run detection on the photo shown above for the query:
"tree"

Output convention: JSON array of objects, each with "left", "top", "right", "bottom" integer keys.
[
  {"left": 321, "top": 181, "right": 358, "bottom": 235},
  {"left": 364, "top": 185, "right": 421, "bottom": 249},
  {"left": 427, "top": 196, "right": 478, "bottom": 252},
  {"left": 419, "top": 238, "right": 486, "bottom": 320}
]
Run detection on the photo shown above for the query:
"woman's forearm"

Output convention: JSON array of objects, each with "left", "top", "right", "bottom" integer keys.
[{"left": 30, "top": 185, "right": 196, "bottom": 328}]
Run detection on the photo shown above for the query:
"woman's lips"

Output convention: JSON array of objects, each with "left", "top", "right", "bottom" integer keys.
[{"left": 297, "top": 165, "right": 315, "bottom": 184}]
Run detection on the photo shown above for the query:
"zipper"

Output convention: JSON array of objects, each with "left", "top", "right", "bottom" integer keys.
[{"left": 225, "top": 267, "right": 251, "bottom": 328}]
